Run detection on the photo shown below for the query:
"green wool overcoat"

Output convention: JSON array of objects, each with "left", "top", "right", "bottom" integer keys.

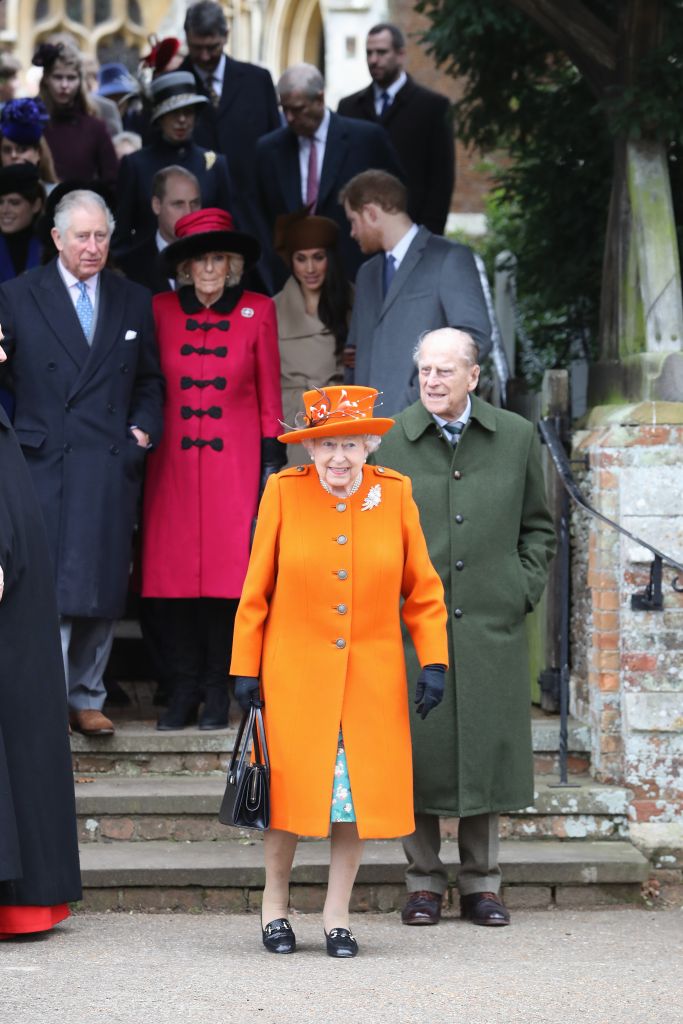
[{"left": 377, "top": 396, "right": 556, "bottom": 817}]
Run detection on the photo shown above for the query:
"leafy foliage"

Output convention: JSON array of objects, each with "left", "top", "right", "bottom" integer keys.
[{"left": 419, "top": 0, "right": 683, "bottom": 382}]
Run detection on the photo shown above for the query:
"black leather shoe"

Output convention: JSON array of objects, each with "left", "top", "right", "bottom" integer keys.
[
  {"left": 460, "top": 891, "right": 510, "bottom": 926},
  {"left": 401, "top": 890, "right": 442, "bottom": 925},
  {"left": 156, "top": 687, "right": 200, "bottom": 731},
  {"left": 324, "top": 927, "right": 358, "bottom": 958},
  {"left": 262, "top": 918, "right": 296, "bottom": 954},
  {"left": 199, "top": 686, "right": 229, "bottom": 730}
]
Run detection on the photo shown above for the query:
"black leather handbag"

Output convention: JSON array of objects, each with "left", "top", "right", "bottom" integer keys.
[{"left": 219, "top": 702, "right": 270, "bottom": 830}]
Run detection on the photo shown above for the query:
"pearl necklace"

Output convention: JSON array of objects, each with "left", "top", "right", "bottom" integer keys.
[{"left": 320, "top": 471, "right": 364, "bottom": 499}]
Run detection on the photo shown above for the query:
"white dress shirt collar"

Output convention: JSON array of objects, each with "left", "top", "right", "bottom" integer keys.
[
  {"left": 155, "top": 230, "right": 169, "bottom": 252},
  {"left": 56, "top": 258, "right": 99, "bottom": 304},
  {"left": 386, "top": 221, "right": 419, "bottom": 270},
  {"left": 373, "top": 70, "right": 407, "bottom": 114},
  {"left": 432, "top": 395, "right": 472, "bottom": 434}
]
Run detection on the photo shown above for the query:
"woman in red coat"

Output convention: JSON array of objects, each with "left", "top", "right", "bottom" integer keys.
[{"left": 142, "top": 209, "right": 285, "bottom": 730}]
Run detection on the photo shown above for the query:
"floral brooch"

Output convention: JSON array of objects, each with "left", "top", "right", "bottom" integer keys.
[{"left": 361, "top": 483, "right": 382, "bottom": 511}]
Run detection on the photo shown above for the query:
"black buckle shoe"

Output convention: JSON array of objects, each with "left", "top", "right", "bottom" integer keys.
[
  {"left": 325, "top": 927, "right": 358, "bottom": 958},
  {"left": 262, "top": 918, "right": 296, "bottom": 954}
]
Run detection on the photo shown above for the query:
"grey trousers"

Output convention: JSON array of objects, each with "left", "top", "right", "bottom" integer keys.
[
  {"left": 60, "top": 616, "right": 115, "bottom": 711},
  {"left": 403, "top": 812, "right": 502, "bottom": 896}
]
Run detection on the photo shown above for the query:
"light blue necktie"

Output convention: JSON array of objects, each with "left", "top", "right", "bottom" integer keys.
[{"left": 75, "top": 281, "right": 94, "bottom": 341}]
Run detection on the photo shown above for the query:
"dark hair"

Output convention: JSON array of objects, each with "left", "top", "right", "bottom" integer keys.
[
  {"left": 316, "top": 245, "right": 352, "bottom": 357},
  {"left": 367, "top": 23, "right": 406, "bottom": 49},
  {"left": 184, "top": 1, "right": 229, "bottom": 37},
  {"left": 338, "top": 169, "right": 407, "bottom": 214}
]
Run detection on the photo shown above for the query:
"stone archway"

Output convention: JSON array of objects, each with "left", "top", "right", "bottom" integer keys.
[{"left": 262, "top": 0, "right": 323, "bottom": 81}]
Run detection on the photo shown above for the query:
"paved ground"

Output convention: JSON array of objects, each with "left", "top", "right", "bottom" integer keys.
[{"left": 2, "top": 909, "right": 682, "bottom": 1024}]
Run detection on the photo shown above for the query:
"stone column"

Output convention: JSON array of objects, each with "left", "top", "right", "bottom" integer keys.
[{"left": 572, "top": 402, "right": 683, "bottom": 878}]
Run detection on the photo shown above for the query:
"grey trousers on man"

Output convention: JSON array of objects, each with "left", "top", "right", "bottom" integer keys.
[
  {"left": 60, "top": 617, "right": 115, "bottom": 710},
  {"left": 403, "top": 811, "right": 502, "bottom": 896}
]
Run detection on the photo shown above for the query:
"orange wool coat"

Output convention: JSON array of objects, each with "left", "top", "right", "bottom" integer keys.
[{"left": 230, "top": 463, "right": 448, "bottom": 839}]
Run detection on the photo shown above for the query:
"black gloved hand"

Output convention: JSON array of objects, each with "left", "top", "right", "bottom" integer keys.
[
  {"left": 259, "top": 437, "right": 287, "bottom": 496},
  {"left": 234, "top": 675, "right": 261, "bottom": 712},
  {"left": 414, "top": 664, "right": 446, "bottom": 720}
]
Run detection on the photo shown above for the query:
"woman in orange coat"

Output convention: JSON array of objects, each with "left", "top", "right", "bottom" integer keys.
[{"left": 230, "top": 385, "right": 448, "bottom": 958}]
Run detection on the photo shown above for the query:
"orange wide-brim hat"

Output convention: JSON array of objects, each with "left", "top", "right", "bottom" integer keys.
[{"left": 278, "top": 385, "right": 394, "bottom": 444}]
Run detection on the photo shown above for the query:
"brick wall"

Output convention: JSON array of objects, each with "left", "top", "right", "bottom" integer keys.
[
  {"left": 388, "top": 0, "right": 494, "bottom": 215},
  {"left": 572, "top": 403, "right": 683, "bottom": 867}
]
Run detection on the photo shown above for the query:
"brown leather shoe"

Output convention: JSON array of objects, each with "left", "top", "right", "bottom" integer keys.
[
  {"left": 460, "top": 891, "right": 510, "bottom": 926},
  {"left": 70, "top": 709, "right": 115, "bottom": 736},
  {"left": 401, "top": 890, "right": 442, "bottom": 926}
]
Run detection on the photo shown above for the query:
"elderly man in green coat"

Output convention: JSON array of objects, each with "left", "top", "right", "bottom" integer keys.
[{"left": 378, "top": 327, "right": 555, "bottom": 927}]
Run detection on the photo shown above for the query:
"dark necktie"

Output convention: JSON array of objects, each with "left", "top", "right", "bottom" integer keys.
[
  {"left": 442, "top": 421, "right": 465, "bottom": 446},
  {"left": 207, "top": 75, "right": 220, "bottom": 107},
  {"left": 383, "top": 253, "right": 396, "bottom": 296},
  {"left": 306, "top": 137, "right": 319, "bottom": 209},
  {"left": 380, "top": 90, "right": 391, "bottom": 117}
]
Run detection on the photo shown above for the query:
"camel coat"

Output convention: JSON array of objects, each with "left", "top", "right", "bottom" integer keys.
[{"left": 230, "top": 463, "right": 448, "bottom": 839}]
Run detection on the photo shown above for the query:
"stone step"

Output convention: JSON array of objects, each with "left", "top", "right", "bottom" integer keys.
[
  {"left": 72, "top": 714, "right": 591, "bottom": 776},
  {"left": 75, "top": 774, "right": 630, "bottom": 844},
  {"left": 77, "top": 838, "right": 649, "bottom": 913}
]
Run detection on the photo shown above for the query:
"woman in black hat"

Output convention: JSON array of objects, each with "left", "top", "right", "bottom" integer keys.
[
  {"left": 140, "top": 208, "right": 284, "bottom": 731},
  {"left": 0, "top": 164, "right": 45, "bottom": 285},
  {"left": 113, "top": 71, "right": 234, "bottom": 253}
]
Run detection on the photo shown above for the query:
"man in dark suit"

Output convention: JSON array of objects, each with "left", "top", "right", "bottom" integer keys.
[
  {"left": 117, "top": 165, "right": 201, "bottom": 294},
  {"left": 180, "top": 0, "right": 280, "bottom": 259},
  {"left": 256, "top": 63, "right": 404, "bottom": 288},
  {"left": 0, "top": 190, "right": 164, "bottom": 736},
  {"left": 338, "top": 24, "right": 455, "bottom": 236},
  {"left": 340, "top": 170, "right": 490, "bottom": 414}
]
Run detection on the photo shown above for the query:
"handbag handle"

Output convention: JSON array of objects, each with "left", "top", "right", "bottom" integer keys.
[{"left": 228, "top": 703, "right": 270, "bottom": 785}]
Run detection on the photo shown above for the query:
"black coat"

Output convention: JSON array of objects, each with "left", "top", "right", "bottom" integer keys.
[
  {"left": 180, "top": 55, "right": 280, "bottom": 250},
  {"left": 0, "top": 404, "right": 81, "bottom": 906},
  {"left": 113, "top": 136, "right": 235, "bottom": 252},
  {"left": 116, "top": 233, "right": 171, "bottom": 295},
  {"left": 256, "top": 112, "right": 405, "bottom": 288},
  {"left": 338, "top": 77, "right": 455, "bottom": 235},
  {"left": 0, "top": 261, "right": 164, "bottom": 618}
]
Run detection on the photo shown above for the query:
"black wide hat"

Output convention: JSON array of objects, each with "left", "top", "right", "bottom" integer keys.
[{"left": 161, "top": 208, "right": 261, "bottom": 274}]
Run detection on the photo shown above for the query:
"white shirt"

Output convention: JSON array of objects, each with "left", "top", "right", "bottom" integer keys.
[
  {"left": 385, "top": 222, "right": 419, "bottom": 270},
  {"left": 196, "top": 52, "right": 226, "bottom": 99},
  {"left": 432, "top": 395, "right": 472, "bottom": 442},
  {"left": 57, "top": 259, "right": 100, "bottom": 337},
  {"left": 373, "top": 71, "right": 407, "bottom": 116},
  {"left": 299, "top": 107, "right": 330, "bottom": 204}
]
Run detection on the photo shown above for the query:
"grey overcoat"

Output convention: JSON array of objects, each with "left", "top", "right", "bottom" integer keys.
[{"left": 377, "top": 397, "right": 556, "bottom": 816}]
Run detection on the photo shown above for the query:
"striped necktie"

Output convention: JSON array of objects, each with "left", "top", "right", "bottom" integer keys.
[{"left": 442, "top": 420, "right": 464, "bottom": 445}]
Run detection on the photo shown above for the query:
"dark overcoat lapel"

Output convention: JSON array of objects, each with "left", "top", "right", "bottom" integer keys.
[{"left": 29, "top": 261, "right": 89, "bottom": 370}]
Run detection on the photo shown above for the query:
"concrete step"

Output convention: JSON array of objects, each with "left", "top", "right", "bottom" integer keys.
[
  {"left": 72, "top": 714, "right": 591, "bottom": 777},
  {"left": 77, "top": 838, "right": 649, "bottom": 913},
  {"left": 75, "top": 774, "right": 630, "bottom": 844}
]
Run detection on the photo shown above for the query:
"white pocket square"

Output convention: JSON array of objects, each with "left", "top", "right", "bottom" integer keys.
[{"left": 124, "top": 330, "right": 138, "bottom": 341}]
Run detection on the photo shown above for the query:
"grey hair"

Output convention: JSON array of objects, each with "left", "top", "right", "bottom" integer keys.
[
  {"left": 278, "top": 63, "right": 324, "bottom": 99},
  {"left": 412, "top": 328, "right": 478, "bottom": 367},
  {"left": 301, "top": 433, "right": 382, "bottom": 455},
  {"left": 113, "top": 131, "right": 142, "bottom": 152},
  {"left": 53, "top": 189, "right": 115, "bottom": 238},
  {"left": 184, "top": 0, "right": 228, "bottom": 37}
]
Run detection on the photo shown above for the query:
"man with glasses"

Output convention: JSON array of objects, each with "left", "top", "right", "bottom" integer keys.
[{"left": 180, "top": 0, "right": 279, "bottom": 273}]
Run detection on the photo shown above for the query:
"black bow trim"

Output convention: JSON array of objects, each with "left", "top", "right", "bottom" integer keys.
[
  {"left": 180, "top": 376, "right": 227, "bottom": 390},
  {"left": 185, "top": 319, "right": 230, "bottom": 334},
  {"left": 181, "top": 406, "right": 223, "bottom": 420},
  {"left": 180, "top": 343, "right": 228, "bottom": 357},
  {"left": 181, "top": 436, "right": 224, "bottom": 451}
]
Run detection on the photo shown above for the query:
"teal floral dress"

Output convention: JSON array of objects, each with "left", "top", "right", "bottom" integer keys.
[{"left": 330, "top": 731, "right": 356, "bottom": 822}]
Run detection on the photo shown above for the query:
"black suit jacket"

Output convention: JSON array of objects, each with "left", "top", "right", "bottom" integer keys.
[
  {"left": 0, "top": 261, "right": 164, "bottom": 618},
  {"left": 256, "top": 112, "right": 404, "bottom": 287},
  {"left": 116, "top": 234, "right": 171, "bottom": 295},
  {"left": 338, "top": 76, "right": 455, "bottom": 235}
]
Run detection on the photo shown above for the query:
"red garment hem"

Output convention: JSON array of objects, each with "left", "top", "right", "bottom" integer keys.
[{"left": 0, "top": 904, "right": 70, "bottom": 937}]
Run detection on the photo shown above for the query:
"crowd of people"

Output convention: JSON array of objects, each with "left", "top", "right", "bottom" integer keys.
[{"left": 0, "top": 1, "right": 556, "bottom": 958}]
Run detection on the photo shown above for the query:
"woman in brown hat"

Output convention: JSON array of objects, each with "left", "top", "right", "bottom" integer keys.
[
  {"left": 274, "top": 210, "right": 353, "bottom": 465},
  {"left": 141, "top": 208, "right": 284, "bottom": 731},
  {"left": 230, "top": 385, "right": 448, "bottom": 957}
]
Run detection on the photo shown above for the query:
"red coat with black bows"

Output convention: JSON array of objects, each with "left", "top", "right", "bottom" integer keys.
[{"left": 141, "top": 286, "right": 283, "bottom": 598}]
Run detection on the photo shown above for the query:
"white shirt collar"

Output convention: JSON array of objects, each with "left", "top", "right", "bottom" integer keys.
[
  {"left": 386, "top": 221, "right": 418, "bottom": 268},
  {"left": 432, "top": 395, "right": 472, "bottom": 431},
  {"left": 196, "top": 52, "right": 226, "bottom": 92},
  {"left": 373, "top": 70, "right": 407, "bottom": 104},
  {"left": 155, "top": 230, "right": 169, "bottom": 252},
  {"left": 56, "top": 258, "right": 99, "bottom": 300}
]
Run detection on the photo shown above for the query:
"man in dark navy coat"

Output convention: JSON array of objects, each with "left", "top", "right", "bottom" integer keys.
[
  {"left": 0, "top": 190, "right": 164, "bottom": 736},
  {"left": 180, "top": 1, "right": 280, "bottom": 261},
  {"left": 256, "top": 63, "right": 404, "bottom": 289},
  {"left": 338, "top": 23, "right": 455, "bottom": 236}
]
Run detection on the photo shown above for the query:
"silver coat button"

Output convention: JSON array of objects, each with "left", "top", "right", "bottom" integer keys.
[
  {"left": 338, "top": 570, "right": 348, "bottom": 580},
  {"left": 336, "top": 502, "right": 346, "bottom": 512},
  {"left": 337, "top": 604, "right": 348, "bottom": 614},
  {"left": 335, "top": 638, "right": 346, "bottom": 649},
  {"left": 337, "top": 534, "right": 347, "bottom": 545}
]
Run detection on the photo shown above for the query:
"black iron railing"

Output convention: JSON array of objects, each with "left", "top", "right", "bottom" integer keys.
[{"left": 538, "top": 417, "right": 683, "bottom": 786}]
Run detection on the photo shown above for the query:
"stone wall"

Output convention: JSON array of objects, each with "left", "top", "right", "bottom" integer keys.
[{"left": 571, "top": 403, "right": 683, "bottom": 873}]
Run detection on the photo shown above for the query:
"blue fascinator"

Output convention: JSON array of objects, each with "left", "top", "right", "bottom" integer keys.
[{"left": 0, "top": 98, "right": 50, "bottom": 146}]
